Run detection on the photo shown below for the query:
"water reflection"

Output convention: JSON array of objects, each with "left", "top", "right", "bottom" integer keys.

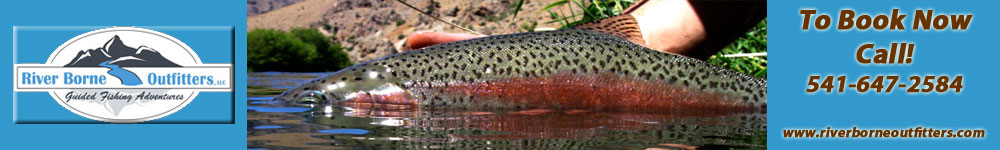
[
  {"left": 247, "top": 106, "right": 311, "bottom": 113},
  {"left": 254, "top": 125, "right": 285, "bottom": 129},
  {"left": 248, "top": 72, "right": 766, "bottom": 149},
  {"left": 317, "top": 129, "right": 370, "bottom": 135}
]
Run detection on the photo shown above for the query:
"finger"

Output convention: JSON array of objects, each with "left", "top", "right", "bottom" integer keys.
[{"left": 406, "top": 31, "right": 485, "bottom": 50}]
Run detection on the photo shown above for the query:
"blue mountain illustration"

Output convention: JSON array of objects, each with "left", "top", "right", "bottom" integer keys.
[{"left": 64, "top": 35, "right": 181, "bottom": 86}]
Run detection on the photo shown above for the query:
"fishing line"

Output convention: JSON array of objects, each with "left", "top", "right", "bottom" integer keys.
[{"left": 395, "top": 0, "right": 486, "bottom": 36}]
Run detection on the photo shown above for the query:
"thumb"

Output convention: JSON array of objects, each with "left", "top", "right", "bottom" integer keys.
[{"left": 405, "top": 31, "right": 485, "bottom": 50}]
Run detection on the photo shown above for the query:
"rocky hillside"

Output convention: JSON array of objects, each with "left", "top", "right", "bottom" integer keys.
[
  {"left": 247, "top": 0, "right": 304, "bottom": 17},
  {"left": 248, "top": 0, "right": 564, "bottom": 63}
]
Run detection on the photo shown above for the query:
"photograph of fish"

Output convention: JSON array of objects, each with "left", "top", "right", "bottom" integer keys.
[{"left": 248, "top": 0, "right": 766, "bottom": 149}]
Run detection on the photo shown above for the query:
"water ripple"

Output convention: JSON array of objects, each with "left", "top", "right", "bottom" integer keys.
[{"left": 247, "top": 106, "right": 309, "bottom": 113}]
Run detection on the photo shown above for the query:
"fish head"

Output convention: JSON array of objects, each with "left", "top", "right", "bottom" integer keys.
[{"left": 275, "top": 63, "right": 418, "bottom": 110}]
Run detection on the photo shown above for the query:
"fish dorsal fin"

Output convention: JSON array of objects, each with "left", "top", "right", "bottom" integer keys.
[{"left": 571, "top": 14, "right": 646, "bottom": 46}]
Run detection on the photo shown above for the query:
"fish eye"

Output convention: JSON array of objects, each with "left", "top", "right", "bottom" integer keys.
[{"left": 298, "top": 90, "right": 325, "bottom": 104}]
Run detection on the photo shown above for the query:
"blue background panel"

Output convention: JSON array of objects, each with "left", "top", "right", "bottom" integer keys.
[
  {"left": 1, "top": 0, "right": 246, "bottom": 149},
  {"left": 770, "top": 0, "right": 993, "bottom": 149}
]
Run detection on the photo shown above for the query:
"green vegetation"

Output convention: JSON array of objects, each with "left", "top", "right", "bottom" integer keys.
[
  {"left": 542, "top": 0, "right": 636, "bottom": 28},
  {"left": 248, "top": 28, "right": 353, "bottom": 72},
  {"left": 509, "top": 0, "right": 526, "bottom": 20},
  {"left": 322, "top": 20, "right": 333, "bottom": 31},
  {"left": 532, "top": 0, "right": 767, "bottom": 78},
  {"left": 520, "top": 21, "right": 538, "bottom": 32},
  {"left": 708, "top": 19, "right": 767, "bottom": 78},
  {"left": 395, "top": 18, "right": 406, "bottom": 26}
]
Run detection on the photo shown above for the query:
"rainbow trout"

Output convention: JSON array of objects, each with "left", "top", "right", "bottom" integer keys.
[{"left": 275, "top": 16, "right": 766, "bottom": 112}]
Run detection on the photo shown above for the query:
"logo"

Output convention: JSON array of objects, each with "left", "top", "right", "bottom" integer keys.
[{"left": 14, "top": 27, "right": 233, "bottom": 123}]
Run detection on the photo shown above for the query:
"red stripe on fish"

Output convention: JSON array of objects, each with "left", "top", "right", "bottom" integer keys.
[{"left": 433, "top": 73, "right": 754, "bottom": 112}]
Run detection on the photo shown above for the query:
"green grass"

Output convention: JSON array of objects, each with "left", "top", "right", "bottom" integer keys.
[
  {"left": 520, "top": 21, "right": 538, "bottom": 32},
  {"left": 541, "top": 0, "right": 636, "bottom": 29},
  {"left": 530, "top": 0, "right": 767, "bottom": 78},
  {"left": 708, "top": 19, "right": 767, "bottom": 79}
]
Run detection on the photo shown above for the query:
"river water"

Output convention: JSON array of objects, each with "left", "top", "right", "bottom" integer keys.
[{"left": 247, "top": 72, "right": 766, "bottom": 149}]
